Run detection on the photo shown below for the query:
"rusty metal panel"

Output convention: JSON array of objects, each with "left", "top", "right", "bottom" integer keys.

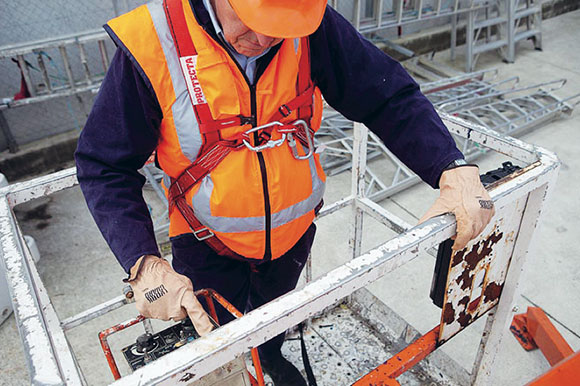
[{"left": 439, "top": 196, "right": 527, "bottom": 343}]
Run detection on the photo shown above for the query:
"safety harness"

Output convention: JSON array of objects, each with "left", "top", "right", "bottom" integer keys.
[{"left": 163, "top": 0, "right": 317, "bottom": 256}]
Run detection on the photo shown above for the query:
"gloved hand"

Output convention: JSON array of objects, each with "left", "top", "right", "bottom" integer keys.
[
  {"left": 128, "top": 255, "right": 213, "bottom": 336},
  {"left": 419, "top": 165, "right": 495, "bottom": 251}
]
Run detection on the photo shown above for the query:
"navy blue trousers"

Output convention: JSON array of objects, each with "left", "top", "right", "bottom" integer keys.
[{"left": 171, "top": 223, "right": 316, "bottom": 355}]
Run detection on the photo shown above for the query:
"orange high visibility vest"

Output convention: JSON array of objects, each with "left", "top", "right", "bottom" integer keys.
[{"left": 106, "top": 0, "right": 325, "bottom": 260}]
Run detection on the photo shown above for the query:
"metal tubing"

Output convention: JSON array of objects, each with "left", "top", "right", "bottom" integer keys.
[
  {"left": 98, "top": 40, "right": 110, "bottom": 72},
  {"left": 36, "top": 52, "right": 52, "bottom": 92},
  {"left": 356, "top": 197, "right": 411, "bottom": 234},
  {"left": 16, "top": 55, "right": 36, "bottom": 97},
  {"left": 353, "top": 325, "right": 440, "bottom": 384},
  {"left": 99, "top": 315, "right": 146, "bottom": 380},
  {"left": 0, "top": 196, "right": 84, "bottom": 385},
  {"left": 450, "top": 14, "right": 457, "bottom": 61},
  {"left": 61, "top": 294, "right": 129, "bottom": 331},
  {"left": 350, "top": 123, "right": 367, "bottom": 260},
  {"left": 77, "top": 42, "right": 92, "bottom": 85},
  {"left": 466, "top": 8, "right": 475, "bottom": 71},
  {"left": 0, "top": 111, "right": 19, "bottom": 153},
  {"left": 59, "top": 45, "right": 76, "bottom": 90},
  {"left": 375, "top": 0, "right": 384, "bottom": 29},
  {"left": 354, "top": 0, "right": 361, "bottom": 30}
]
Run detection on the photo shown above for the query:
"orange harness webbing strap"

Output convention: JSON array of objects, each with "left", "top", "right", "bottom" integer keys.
[{"left": 164, "top": 0, "right": 238, "bottom": 255}]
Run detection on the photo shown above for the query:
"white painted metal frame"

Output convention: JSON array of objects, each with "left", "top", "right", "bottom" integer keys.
[{"left": 0, "top": 113, "right": 559, "bottom": 385}]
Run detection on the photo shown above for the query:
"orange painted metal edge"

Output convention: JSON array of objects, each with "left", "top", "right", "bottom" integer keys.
[
  {"left": 526, "top": 350, "right": 580, "bottom": 386},
  {"left": 526, "top": 307, "right": 574, "bottom": 366},
  {"left": 511, "top": 307, "right": 574, "bottom": 367},
  {"left": 510, "top": 313, "right": 537, "bottom": 350},
  {"left": 353, "top": 325, "right": 440, "bottom": 385},
  {"left": 196, "top": 288, "right": 265, "bottom": 386},
  {"left": 99, "top": 315, "right": 146, "bottom": 380}
]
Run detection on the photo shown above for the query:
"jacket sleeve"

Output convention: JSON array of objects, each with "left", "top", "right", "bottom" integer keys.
[
  {"left": 75, "top": 48, "right": 162, "bottom": 273},
  {"left": 309, "top": 6, "right": 464, "bottom": 188}
]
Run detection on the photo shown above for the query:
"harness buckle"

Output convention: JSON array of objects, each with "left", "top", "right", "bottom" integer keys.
[
  {"left": 242, "top": 121, "right": 286, "bottom": 152},
  {"left": 287, "top": 120, "right": 314, "bottom": 160},
  {"left": 278, "top": 104, "right": 292, "bottom": 117},
  {"left": 193, "top": 226, "right": 215, "bottom": 241}
]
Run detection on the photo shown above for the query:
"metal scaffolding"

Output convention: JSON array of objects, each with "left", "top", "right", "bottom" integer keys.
[
  {"left": 315, "top": 58, "right": 578, "bottom": 203},
  {"left": 450, "top": 0, "right": 543, "bottom": 71}
]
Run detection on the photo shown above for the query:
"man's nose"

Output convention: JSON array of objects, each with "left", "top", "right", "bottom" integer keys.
[{"left": 255, "top": 33, "right": 276, "bottom": 48}]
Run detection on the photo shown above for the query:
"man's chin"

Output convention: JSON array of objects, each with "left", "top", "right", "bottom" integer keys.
[{"left": 235, "top": 46, "right": 266, "bottom": 57}]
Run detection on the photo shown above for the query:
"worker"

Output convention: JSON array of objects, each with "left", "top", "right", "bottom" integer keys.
[{"left": 75, "top": 0, "right": 494, "bottom": 384}]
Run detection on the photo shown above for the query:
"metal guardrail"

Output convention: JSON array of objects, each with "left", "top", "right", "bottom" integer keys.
[{"left": 0, "top": 112, "right": 560, "bottom": 384}]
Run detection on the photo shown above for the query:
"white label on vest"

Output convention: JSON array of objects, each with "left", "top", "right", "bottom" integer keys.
[{"left": 180, "top": 55, "right": 207, "bottom": 105}]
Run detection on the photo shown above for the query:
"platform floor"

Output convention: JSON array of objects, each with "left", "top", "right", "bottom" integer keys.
[{"left": 1, "top": 9, "right": 579, "bottom": 386}]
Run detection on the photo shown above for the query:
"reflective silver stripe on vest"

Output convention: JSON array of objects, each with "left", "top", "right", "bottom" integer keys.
[
  {"left": 148, "top": 0, "right": 202, "bottom": 162},
  {"left": 191, "top": 155, "right": 325, "bottom": 233},
  {"left": 162, "top": 172, "right": 171, "bottom": 188}
]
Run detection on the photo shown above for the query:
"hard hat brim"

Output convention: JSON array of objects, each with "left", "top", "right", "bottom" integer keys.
[{"left": 229, "top": 1, "right": 328, "bottom": 39}]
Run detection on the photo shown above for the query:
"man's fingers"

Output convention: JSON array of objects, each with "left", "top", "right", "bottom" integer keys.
[
  {"left": 172, "top": 308, "right": 188, "bottom": 322},
  {"left": 452, "top": 225, "right": 474, "bottom": 251},
  {"left": 418, "top": 200, "right": 448, "bottom": 225},
  {"left": 181, "top": 291, "right": 214, "bottom": 336}
]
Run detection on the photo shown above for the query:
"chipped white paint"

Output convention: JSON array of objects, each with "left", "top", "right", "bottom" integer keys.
[
  {"left": 439, "top": 199, "right": 526, "bottom": 342},
  {"left": 0, "top": 199, "right": 63, "bottom": 385},
  {"left": 5, "top": 167, "right": 77, "bottom": 208}
]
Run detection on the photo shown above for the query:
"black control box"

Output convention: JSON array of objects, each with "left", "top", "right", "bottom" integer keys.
[{"left": 122, "top": 318, "right": 201, "bottom": 371}]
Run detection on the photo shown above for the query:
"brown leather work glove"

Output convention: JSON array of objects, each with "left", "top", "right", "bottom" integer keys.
[
  {"left": 419, "top": 165, "right": 495, "bottom": 251},
  {"left": 128, "top": 255, "right": 213, "bottom": 336}
]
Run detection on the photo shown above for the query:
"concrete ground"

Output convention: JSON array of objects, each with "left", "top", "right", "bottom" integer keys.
[{"left": 1, "top": 9, "right": 579, "bottom": 386}]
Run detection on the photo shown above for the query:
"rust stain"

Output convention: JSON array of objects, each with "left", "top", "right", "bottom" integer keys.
[
  {"left": 455, "top": 269, "right": 473, "bottom": 290},
  {"left": 443, "top": 303, "right": 455, "bottom": 324},
  {"left": 457, "top": 311, "right": 472, "bottom": 327},
  {"left": 450, "top": 230, "right": 503, "bottom": 270},
  {"left": 464, "top": 231, "right": 504, "bottom": 270},
  {"left": 483, "top": 282, "right": 504, "bottom": 303},
  {"left": 451, "top": 249, "right": 465, "bottom": 268},
  {"left": 458, "top": 296, "right": 470, "bottom": 308},
  {"left": 467, "top": 296, "right": 482, "bottom": 313}
]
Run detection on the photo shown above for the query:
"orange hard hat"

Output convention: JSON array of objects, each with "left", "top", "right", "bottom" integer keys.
[{"left": 228, "top": 0, "right": 328, "bottom": 38}]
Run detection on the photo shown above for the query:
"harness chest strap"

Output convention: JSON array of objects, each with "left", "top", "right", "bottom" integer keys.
[{"left": 163, "top": 0, "right": 316, "bottom": 248}]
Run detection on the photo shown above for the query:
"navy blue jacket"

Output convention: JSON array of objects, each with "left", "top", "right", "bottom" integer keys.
[{"left": 75, "top": 2, "right": 463, "bottom": 272}]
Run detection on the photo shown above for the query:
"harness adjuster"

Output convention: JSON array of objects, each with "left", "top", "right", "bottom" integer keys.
[
  {"left": 278, "top": 104, "right": 292, "bottom": 117},
  {"left": 240, "top": 115, "right": 255, "bottom": 125},
  {"left": 193, "top": 226, "right": 215, "bottom": 241}
]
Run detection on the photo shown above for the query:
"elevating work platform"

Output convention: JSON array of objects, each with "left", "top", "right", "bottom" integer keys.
[{"left": 0, "top": 112, "right": 560, "bottom": 385}]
